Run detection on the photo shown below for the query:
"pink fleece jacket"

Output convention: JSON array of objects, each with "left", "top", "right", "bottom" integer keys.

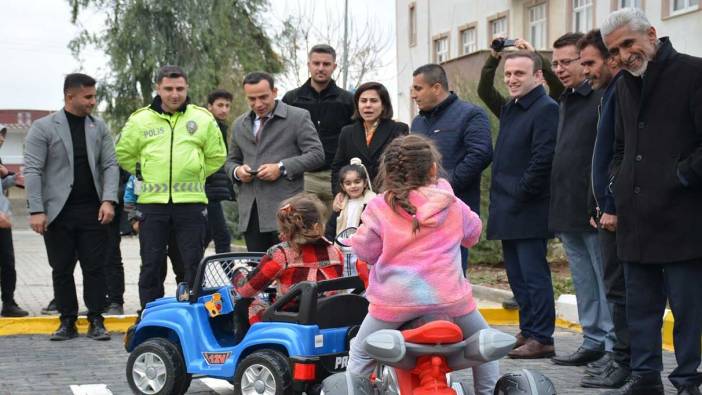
[{"left": 349, "top": 178, "right": 482, "bottom": 322}]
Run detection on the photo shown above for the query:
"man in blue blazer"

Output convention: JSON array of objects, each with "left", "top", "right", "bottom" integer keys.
[{"left": 482, "top": 51, "right": 559, "bottom": 359}]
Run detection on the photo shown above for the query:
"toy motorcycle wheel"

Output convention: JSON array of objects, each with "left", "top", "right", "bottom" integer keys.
[
  {"left": 126, "top": 338, "right": 192, "bottom": 395},
  {"left": 233, "top": 349, "right": 292, "bottom": 395}
]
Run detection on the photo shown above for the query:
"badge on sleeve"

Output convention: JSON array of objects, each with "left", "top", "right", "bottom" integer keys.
[{"left": 186, "top": 120, "right": 198, "bottom": 134}]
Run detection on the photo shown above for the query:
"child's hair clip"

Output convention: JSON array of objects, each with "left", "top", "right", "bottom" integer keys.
[{"left": 280, "top": 203, "right": 294, "bottom": 214}]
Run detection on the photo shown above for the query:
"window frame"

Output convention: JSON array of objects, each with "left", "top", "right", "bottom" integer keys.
[
  {"left": 432, "top": 33, "right": 450, "bottom": 63},
  {"left": 527, "top": 2, "right": 548, "bottom": 50},
  {"left": 458, "top": 23, "right": 478, "bottom": 55}
]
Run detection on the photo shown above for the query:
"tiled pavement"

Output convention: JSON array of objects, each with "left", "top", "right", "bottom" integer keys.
[
  {"left": 0, "top": 325, "right": 679, "bottom": 394},
  {"left": 1, "top": 219, "right": 681, "bottom": 394}
]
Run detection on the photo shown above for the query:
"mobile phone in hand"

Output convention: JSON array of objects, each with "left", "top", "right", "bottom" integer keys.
[{"left": 247, "top": 169, "right": 259, "bottom": 176}]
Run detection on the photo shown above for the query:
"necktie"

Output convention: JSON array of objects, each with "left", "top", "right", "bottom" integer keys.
[{"left": 255, "top": 117, "right": 268, "bottom": 143}]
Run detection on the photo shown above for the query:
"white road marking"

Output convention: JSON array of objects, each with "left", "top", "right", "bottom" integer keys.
[
  {"left": 69, "top": 384, "right": 113, "bottom": 395},
  {"left": 200, "top": 377, "right": 235, "bottom": 394}
]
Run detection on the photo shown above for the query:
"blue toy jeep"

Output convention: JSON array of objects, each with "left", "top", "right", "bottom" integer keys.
[{"left": 124, "top": 252, "right": 368, "bottom": 395}]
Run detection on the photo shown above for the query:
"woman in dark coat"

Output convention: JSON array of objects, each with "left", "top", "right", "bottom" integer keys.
[{"left": 331, "top": 82, "right": 408, "bottom": 197}]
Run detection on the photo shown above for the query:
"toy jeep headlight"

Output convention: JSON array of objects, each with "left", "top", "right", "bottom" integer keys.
[{"left": 176, "top": 282, "right": 190, "bottom": 302}]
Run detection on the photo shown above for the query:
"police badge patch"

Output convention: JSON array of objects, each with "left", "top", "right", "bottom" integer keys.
[{"left": 186, "top": 120, "right": 198, "bottom": 134}]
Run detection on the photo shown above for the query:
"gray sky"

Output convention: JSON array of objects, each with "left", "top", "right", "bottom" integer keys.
[{"left": 0, "top": 0, "right": 397, "bottom": 111}]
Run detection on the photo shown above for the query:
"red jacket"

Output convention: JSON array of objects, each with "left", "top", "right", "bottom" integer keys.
[{"left": 236, "top": 238, "right": 344, "bottom": 298}]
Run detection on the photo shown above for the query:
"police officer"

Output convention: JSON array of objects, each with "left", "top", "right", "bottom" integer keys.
[{"left": 116, "top": 65, "right": 226, "bottom": 309}]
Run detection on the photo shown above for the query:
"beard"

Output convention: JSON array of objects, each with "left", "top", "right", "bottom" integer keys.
[{"left": 627, "top": 58, "right": 649, "bottom": 77}]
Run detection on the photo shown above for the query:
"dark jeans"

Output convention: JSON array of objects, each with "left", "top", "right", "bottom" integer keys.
[
  {"left": 205, "top": 200, "right": 231, "bottom": 253},
  {"left": 502, "top": 238, "right": 555, "bottom": 345},
  {"left": 137, "top": 203, "right": 206, "bottom": 308},
  {"left": 244, "top": 202, "right": 278, "bottom": 253},
  {"left": 624, "top": 260, "right": 702, "bottom": 389},
  {"left": 598, "top": 228, "right": 630, "bottom": 367},
  {"left": 43, "top": 204, "right": 108, "bottom": 321},
  {"left": 460, "top": 247, "right": 470, "bottom": 276},
  {"left": 0, "top": 227, "right": 17, "bottom": 304},
  {"left": 105, "top": 207, "right": 125, "bottom": 305}
]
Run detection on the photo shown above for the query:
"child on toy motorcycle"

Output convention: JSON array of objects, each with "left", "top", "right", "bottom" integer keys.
[
  {"left": 233, "top": 193, "right": 345, "bottom": 323},
  {"left": 346, "top": 135, "right": 500, "bottom": 395}
]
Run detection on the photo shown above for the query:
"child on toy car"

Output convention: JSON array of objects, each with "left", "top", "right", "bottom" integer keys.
[
  {"left": 233, "top": 193, "right": 345, "bottom": 323},
  {"left": 345, "top": 135, "right": 500, "bottom": 395}
]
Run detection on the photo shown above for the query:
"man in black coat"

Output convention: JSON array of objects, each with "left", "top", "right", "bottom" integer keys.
[
  {"left": 548, "top": 32, "right": 614, "bottom": 368},
  {"left": 601, "top": 8, "right": 702, "bottom": 395},
  {"left": 578, "top": 29, "right": 631, "bottom": 390},
  {"left": 282, "top": 44, "right": 354, "bottom": 209},
  {"left": 482, "top": 51, "right": 558, "bottom": 359},
  {"left": 205, "top": 89, "right": 235, "bottom": 253}
]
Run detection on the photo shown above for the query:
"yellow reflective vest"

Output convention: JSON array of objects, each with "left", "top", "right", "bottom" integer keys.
[{"left": 116, "top": 101, "right": 226, "bottom": 204}]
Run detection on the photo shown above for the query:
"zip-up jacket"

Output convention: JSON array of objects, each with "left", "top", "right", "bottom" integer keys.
[
  {"left": 115, "top": 96, "right": 226, "bottom": 204},
  {"left": 282, "top": 79, "right": 354, "bottom": 170}
]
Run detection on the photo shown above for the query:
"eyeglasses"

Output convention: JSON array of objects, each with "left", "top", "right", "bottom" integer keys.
[{"left": 551, "top": 57, "right": 581, "bottom": 68}]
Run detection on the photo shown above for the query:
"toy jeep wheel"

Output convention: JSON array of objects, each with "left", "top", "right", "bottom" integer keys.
[
  {"left": 127, "top": 338, "right": 192, "bottom": 395},
  {"left": 233, "top": 350, "right": 292, "bottom": 395}
]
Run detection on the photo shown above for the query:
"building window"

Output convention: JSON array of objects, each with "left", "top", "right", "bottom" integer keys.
[
  {"left": 573, "top": 0, "right": 593, "bottom": 33},
  {"left": 490, "top": 17, "right": 507, "bottom": 41},
  {"left": 618, "top": 0, "right": 642, "bottom": 8},
  {"left": 460, "top": 27, "right": 477, "bottom": 55},
  {"left": 672, "top": 0, "right": 699, "bottom": 13},
  {"left": 409, "top": 3, "right": 417, "bottom": 46},
  {"left": 528, "top": 3, "right": 547, "bottom": 50},
  {"left": 434, "top": 36, "right": 449, "bottom": 63}
]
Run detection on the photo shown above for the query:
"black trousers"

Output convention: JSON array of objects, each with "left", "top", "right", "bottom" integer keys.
[
  {"left": 205, "top": 200, "right": 231, "bottom": 253},
  {"left": 137, "top": 203, "right": 206, "bottom": 308},
  {"left": 244, "top": 202, "right": 278, "bottom": 253},
  {"left": 502, "top": 238, "right": 555, "bottom": 345},
  {"left": 105, "top": 206, "right": 125, "bottom": 305},
  {"left": 0, "top": 227, "right": 17, "bottom": 304},
  {"left": 625, "top": 260, "right": 702, "bottom": 389},
  {"left": 43, "top": 204, "right": 108, "bottom": 321},
  {"left": 598, "top": 228, "right": 630, "bottom": 367},
  {"left": 159, "top": 229, "right": 185, "bottom": 285}
]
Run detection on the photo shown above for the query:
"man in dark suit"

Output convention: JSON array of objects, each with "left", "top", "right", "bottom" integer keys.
[
  {"left": 410, "top": 63, "right": 493, "bottom": 272},
  {"left": 226, "top": 72, "right": 324, "bottom": 252},
  {"left": 482, "top": 51, "right": 559, "bottom": 359},
  {"left": 601, "top": 8, "right": 702, "bottom": 395},
  {"left": 24, "top": 73, "right": 119, "bottom": 341}
]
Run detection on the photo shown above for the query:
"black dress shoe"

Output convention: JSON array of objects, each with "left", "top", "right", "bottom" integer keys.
[
  {"left": 586, "top": 356, "right": 614, "bottom": 376},
  {"left": 41, "top": 299, "right": 58, "bottom": 315},
  {"left": 1, "top": 302, "right": 29, "bottom": 317},
  {"left": 552, "top": 346, "right": 604, "bottom": 366},
  {"left": 86, "top": 316, "right": 111, "bottom": 341},
  {"left": 502, "top": 296, "right": 519, "bottom": 310},
  {"left": 50, "top": 318, "right": 78, "bottom": 341},
  {"left": 678, "top": 384, "right": 702, "bottom": 395},
  {"left": 601, "top": 374, "right": 664, "bottom": 395},
  {"left": 587, "top": 352, "right": 612, "bottom": 370},
  {"left": 581, "top": 361, "right": 631, "bottom": 388}
]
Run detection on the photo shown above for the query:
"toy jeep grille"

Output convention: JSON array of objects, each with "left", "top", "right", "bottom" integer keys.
[{"left": 196, "top": 253, "right": 265, "bottom": 293}]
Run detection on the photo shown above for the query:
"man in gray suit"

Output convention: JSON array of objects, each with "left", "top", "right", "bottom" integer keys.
[
  {"left": 24, "top": 73, "right": 119, "bottom": 341},
  {"left": 226, "top": 72, "right": 324, "bottom": 252}
]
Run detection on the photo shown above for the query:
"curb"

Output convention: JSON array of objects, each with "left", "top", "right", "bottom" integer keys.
[
  {"left": 0, "top": 304, "right": 676, "bottom": 352},
  {"left": 474, "top": 287, "right": 677, "bottom": 352},
  {"left": 0, "top": 315, "right": 138, "bottom": 336}
]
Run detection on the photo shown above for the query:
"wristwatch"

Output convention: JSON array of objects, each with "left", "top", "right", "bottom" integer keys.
[{"left": 278, "top": 161, "right": 287, "bottom": 176}]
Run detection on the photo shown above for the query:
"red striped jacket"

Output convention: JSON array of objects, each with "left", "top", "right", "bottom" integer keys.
[{"left": 235, "top": 238, "right": 344, "bottom": 298}]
